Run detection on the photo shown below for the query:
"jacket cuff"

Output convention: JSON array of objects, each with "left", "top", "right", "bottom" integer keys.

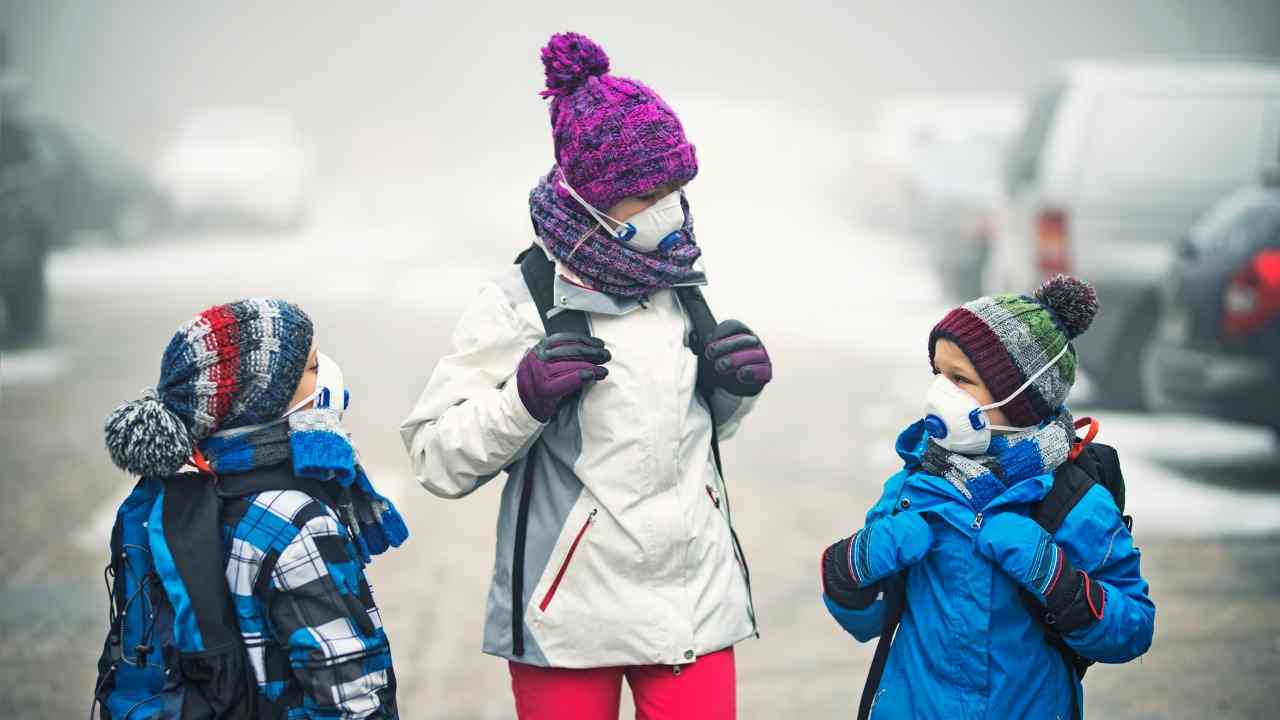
[
  {"left": 822, "top": 537, "right": 879, "bottom": 610},
  {"left": 502, "top": 374, "right": 548, "bottom": 432},
  {"left": 1042, "top": 555, "right": 1106, "bottom": 634}
]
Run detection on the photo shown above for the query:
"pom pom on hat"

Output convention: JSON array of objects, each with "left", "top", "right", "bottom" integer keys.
[
  {"left": 540, "top": 32, "right": 610, "bottom": 98},
  {"left": 1035, "top": 274, "right": 1099, "bottom": 339},
  {"left": 104, "top": 387, "right": 193, "bottom": 477}
]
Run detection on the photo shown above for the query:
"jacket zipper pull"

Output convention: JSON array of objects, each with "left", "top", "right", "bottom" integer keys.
[
  {"left": 705, "top": 484, "right": 720, "bottom": 509},
  {"left": 972, "top": 512, "right": 984, "bottom": 530}
]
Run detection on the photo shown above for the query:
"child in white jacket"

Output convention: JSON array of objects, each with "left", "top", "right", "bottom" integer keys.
[{"left": 400, "top": 32, "right": 772, "bottom": 720}]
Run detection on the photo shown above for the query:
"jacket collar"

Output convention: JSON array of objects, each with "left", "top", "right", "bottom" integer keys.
[
  {"left": 534, "top": 238, "right": 709, "bottom": 318},
  {"left": 895, "top": 420, "right": 1054, "bottom": 511}
]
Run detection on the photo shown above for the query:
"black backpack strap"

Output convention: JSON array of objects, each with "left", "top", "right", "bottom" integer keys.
[
  {"left": 1033, "top": 461, "right": 1097, "bottom": 535},
  {"left": 510, "top": 245, "right": 586, "bottom": 656},
  {"left": 159, "top": 472, "right": 259, "bottom": 719},
  {"left": 517, "top": 244, "right": 590, "bottom": 337},
  {"left": 1083, "top": 442, "right": 1130, "bottom": 530},
  {"left": 161, "top": 472, "right": 250, "bottom": 654},
  {"left": 1022, "top": 454, "right": 1108, "bottom": 706},
  {"left": 675, "top": 285, "right": 722, "bottom": 468},
  {"left": 858, "top": 572, "right": 907, "bottom": 720}
]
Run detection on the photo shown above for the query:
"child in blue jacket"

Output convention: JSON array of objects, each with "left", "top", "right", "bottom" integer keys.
[{"left": 820, "top": 275, "right": 1154, "bottom": 719}]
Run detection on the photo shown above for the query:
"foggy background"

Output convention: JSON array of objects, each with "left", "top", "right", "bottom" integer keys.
[{"left": 3, "top": 1, "right": 1280, "bottom": 718}]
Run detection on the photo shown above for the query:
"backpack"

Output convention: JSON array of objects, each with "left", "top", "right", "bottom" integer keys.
[
  {"left": 507, "top": 246, "right": 755, "bottom": 657},
  {"left": 856, "top": 419, "right": 1130, "bottom": 720},
  {"left": 92, "top": 466, "right": 336, "bottom": 719}
]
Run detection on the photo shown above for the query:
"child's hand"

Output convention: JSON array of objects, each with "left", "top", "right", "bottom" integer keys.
[
  {"left": 516, "top": 333, "right": 611, "bottom": 422},
  {"left": 702, "top": 320, "right": 772, "bottom": 396},
  {"left": 975, "top": 513, "right": 1106, "bottom": 632},
  {"left": 830, "top": 512, "right": 934, "bottom": 591}
]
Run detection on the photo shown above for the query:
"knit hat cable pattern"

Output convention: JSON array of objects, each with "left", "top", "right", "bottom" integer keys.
[
  {"left": 104, "top": 298, "right": 314, "bottom": 477},
  {"left": 929, "top": 275, "right": 1099, "bottom": 427},
  {"left": 540, "top": 32, "right": 698, "bottom": 212}
]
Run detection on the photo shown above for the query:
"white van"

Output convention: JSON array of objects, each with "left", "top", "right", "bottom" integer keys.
[{"left": 985, "top": 59, "right": 1280, "bottom": 406}]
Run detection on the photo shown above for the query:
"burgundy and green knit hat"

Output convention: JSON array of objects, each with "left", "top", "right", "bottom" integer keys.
[
  {"left": 929, "top": 275, "right": 1099, "bottom": 427},
  {"left": 104, "top": 298, "right": 314, "bottom": 477}
]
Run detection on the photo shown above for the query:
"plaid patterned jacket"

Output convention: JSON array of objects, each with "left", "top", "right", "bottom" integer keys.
[{"left": 222, "top": 487, "right": 398, "bottom": 718}]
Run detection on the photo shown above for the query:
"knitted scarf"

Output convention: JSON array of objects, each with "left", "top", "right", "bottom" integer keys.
[
  {"left": 198, "top": 409, "right": 408, "bottom": 564},
  {"left": 528, "top": 167, "right": 702, "bottom": 297},
  {"left": 920, "top": 409, "right": 1076, "bottom": 511}
]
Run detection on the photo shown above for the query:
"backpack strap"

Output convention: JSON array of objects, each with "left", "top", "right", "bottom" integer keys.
[
  {"left": 858, "top": 571, "right": 907, "bottom": 720},
  {"left": 1033, "top": 460, "right": 1097, "bottom": 535},
  {"left": 517, "top": 244, "right": 590, "bottom": 337},
  {"left": 508, "top": 246, "right": 755, "bottom": 652},
  {"left": 158, "top": 471, "right": 250, "bottom": 656},
  {"left": 510, "top": 245, "right": 586, "bottom": 657}
]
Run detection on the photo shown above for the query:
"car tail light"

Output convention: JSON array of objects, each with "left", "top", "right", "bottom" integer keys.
[
  {"left": 1223, "top": 249, "right": 1280, "bottom": 337},
  {"left": 1037, "top": 208, "right": 1069, "bottom": 278}
]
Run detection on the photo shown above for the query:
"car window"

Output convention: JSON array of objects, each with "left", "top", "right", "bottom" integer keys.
[
  {"left": 1004, "top": 82, "right": 1063, "bottom": 192},
  {"left": 1080, "top": 92, "right": 1266, "bottom": 199},
  {"left": 1227, "top": 202, "right": 1280, "bottom": 253},
  {"left": 1197, "top": 192, "right": 1280, "bottom": 254}
]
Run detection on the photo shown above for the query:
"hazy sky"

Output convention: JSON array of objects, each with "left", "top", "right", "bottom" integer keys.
[{"left": 3, "top": 0, "right": 1279, "bottom": 176}]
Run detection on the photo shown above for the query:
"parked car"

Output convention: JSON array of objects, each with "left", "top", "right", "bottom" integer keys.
[
  {"left": 1144, "top": 172, "right": 1280, "bottom": 435},
  {"left": 27, "top": 120, "right": 170, "bottom": 246},
  {"left": 155, "top": 106, "right": 311, "bottom": 231},
  {"left": 986, "top": 59, "right": 1280, "bottom": 407}
]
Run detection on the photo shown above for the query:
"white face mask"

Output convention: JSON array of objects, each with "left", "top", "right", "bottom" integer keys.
[
  {"left": 208, "top": 352, "right": 350, "bottom": 440},
  {"left": 923, "top": 343, "right": 1069, "bottom": 454},
  {"left": 559, "top": 175, "right": 685, "bottom": 253},
  {"left": 283, "top": 351, "right": 348, "bottom": 419}
]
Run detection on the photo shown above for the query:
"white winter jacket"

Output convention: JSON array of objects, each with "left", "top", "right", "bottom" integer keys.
[{"left": 400, "top": 243, "right": 759, "bottom": 668}]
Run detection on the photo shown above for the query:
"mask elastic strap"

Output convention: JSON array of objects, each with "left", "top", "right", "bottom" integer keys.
[
  {"left": 982, "top": 342, "right": 1071, "bottom": 413},
  {"left": 558, "top": 173, "right": 627, "bottom": 234},
  {"left": 206, "top": 391, "right": 317, "bottom": 440}
]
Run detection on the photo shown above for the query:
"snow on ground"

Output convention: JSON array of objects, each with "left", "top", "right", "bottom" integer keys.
[{"left": 1071, "top": 410, "right": 1280, "bottom": 536}]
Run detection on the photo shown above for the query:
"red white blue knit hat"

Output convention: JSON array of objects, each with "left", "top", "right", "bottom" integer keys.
[{"left": 104, "top": 298, "right": 314, "bottom": 477}]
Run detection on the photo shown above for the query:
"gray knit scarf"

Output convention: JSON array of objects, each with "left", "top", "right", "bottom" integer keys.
[{"left": 920, "top": 409, "right": 1075, "bottom": 511}]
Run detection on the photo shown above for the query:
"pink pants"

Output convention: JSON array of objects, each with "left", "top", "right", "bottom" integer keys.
[{"left": 508, "top": 647, "right": 736, "bottom": 720}]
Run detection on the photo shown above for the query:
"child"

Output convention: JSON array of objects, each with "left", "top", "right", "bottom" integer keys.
[
  {"left": 101, "top": 298, "right": 402, "bottom": 718},
  {"left": 820, "top": 276, "right": 1154, "bottom": 719},
  {"left": 400, "top": 32, "right": 771, "bottom": 720}
]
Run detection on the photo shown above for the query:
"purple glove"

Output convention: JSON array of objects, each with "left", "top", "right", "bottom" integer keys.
[
  {"left": 516, "top": 333, "right": 611, "bottom": 422},
  {"left": 703, "top": 320, "right": 772, "bottom": 396}
]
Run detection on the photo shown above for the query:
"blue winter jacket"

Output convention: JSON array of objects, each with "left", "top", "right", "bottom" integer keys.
[{"left": 824, "top": 421, "right": 1155, "bottom": 719}]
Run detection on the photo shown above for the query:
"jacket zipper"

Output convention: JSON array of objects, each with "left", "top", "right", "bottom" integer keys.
[
  {"left": 538, "top": 508, "right": 597, "bottom": 613},
  {"left": 706, "top": 482, "right": 757, "bottom": 632}
]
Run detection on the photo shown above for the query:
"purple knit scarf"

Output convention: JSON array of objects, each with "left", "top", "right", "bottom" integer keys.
[{"left": 528, "top": 167, "right": 702, "bottom": 298}]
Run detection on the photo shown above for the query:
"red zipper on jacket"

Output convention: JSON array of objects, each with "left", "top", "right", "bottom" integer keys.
[{"left": 538, "top": 508, "right": 597, "bottom": 613}]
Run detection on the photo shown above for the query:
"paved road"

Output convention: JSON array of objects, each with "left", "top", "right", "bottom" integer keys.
[{"left": 2, "top": 224, "right": 1279, "bottom": 719}]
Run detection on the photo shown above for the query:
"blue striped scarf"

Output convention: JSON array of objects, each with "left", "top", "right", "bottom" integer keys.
[
  {"left": 920, "top": 409, "right": 1075, "bottom": 510},
  {"left": 199, "top": 409, "right": 408, "bottom": 563}
]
